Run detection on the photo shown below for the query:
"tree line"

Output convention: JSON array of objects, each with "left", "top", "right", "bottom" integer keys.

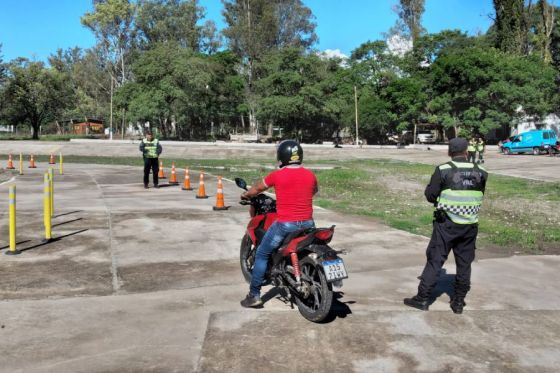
[{"left": 0, "top": 0, "right": 559, "bottom": 142}]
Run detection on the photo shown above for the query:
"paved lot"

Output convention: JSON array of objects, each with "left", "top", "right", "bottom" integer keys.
[
  {"left": 1, "top": 140, "right": 560, "bottom": 182},
  {"left": 0, "top": 162, "right": 559, "bottom": 372}
]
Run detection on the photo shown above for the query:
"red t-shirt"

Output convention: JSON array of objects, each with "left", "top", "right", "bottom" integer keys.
[{"left": 264, "top": 166, "right": 317, "bottom": 223}]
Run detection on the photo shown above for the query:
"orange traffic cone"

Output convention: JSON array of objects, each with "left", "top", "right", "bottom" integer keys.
[
  {"left": 196, "top": 172, "right": 208, "bottom": 199},
  {"left": 169, "top": 162, "right": 179, "bottom": 185},
  {"left": 182, "top": 168, "right": 193, "bottom": 191},
  {"left": 213, "top": 176, "right": 230, "bottom": 211},
  {"left": 29, "top": 154, "right": 37, "bottom": 168},
  {"left": 7, "top": 154, "right": 15, "bottom": 169},
  {"left": 49, "top": 154, "right": 55, "bottom": 164},
  {"left": 158, "top": 160, "right": 166, "bottom": 179}
]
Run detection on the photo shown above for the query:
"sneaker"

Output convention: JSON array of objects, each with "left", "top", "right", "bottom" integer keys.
[
  {"left": 144, "top": 184, "right": 149, "bottom": 189},
  {"left": 153, "top": 184, "right": 159, "bottom": 189},
  {"left": 403, "top": 295, "right": 430, "bottom": 311},
  {"left": 240, "top": 293, "right": 263, "bottom": 308}
]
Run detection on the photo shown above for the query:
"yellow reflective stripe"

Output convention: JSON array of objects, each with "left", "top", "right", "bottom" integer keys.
[
  {"left": 439, "top": 164, "right": 452, "bottom": 170},
  {"left": 451, "top": 162, "right": 474, "bottom": 168},
  {"left": 445, "top": 212, "right": 478, "bottom": 224}
]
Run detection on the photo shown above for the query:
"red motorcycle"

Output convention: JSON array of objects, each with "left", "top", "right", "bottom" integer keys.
[{"left": 235, "top": 178, "right": 348, "bottom": 322}]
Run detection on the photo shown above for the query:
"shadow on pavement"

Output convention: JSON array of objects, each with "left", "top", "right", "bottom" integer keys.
[
  {"left": 53, "top": 210, "right": 83, "bottom": 219},
  {"left": 430, "top": 268, "right": 455, "bottom": 304},
  {"left": 52, "top": 218, "right": 83, "bottom": 228},
  {"left": 19, "top": 229, "right": 90, "bottom": 253},
  {"left": 0, "top": 240, "right": 32, "bottom": 250}
]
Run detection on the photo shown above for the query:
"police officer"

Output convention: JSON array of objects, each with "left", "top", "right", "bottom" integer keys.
[
  {"left": 139, "top": 131, "right": 162, "bottom": 189},
  {"left": 476, "top": 136, "right": 485, "bottom": 164},
  {"left": 404, "top": 138, "right": 488, "bottom": 314},
  {"left": 467, "top": 137, "right": 477, "bottom": 163}
]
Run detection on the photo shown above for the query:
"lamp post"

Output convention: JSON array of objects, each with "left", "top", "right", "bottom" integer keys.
[
  {"left": 354, "top": 86, "right": 359, "bottom": 146},
  {"left": 109, "top": 75, "right": 114, "bottom": 141}
]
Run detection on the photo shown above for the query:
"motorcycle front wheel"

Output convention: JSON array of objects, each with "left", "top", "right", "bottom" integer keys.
[
  {"left": 295, "top": 256, "right": 333, "bottom": 323},
  {"left": 240, "top": 234, "right": 255, "bottom": 283}
]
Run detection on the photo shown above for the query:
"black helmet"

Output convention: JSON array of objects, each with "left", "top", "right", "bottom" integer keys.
[{"left": 277, "top": 140, "right": 303, "bottom": 168}]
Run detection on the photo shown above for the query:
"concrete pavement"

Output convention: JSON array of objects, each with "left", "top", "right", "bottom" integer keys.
[
  {"left": 0, "top": 163, "right": 559, "bottom": 372},
  {"left": 1, "top": 140, "right": 559, "bottom": 182}
]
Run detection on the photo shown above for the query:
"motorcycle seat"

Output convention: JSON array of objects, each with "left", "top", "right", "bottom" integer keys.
[{"left": 279, "top": 228, "right": 313, "bottom": 248}]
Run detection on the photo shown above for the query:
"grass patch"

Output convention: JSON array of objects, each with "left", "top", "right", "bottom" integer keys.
[{"left": 53, "top": 155, "right": 560, "bottom": 253}]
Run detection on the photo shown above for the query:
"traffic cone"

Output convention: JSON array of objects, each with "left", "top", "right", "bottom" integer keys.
[
  {"left": 182, "top": 168, "right": 193, "bottom": 191},
  {"left": 168, "top": 162, "right": 179, "bottom": 185},
  {"left": 29, "top": 154, "right": 37, "bottom": 168},
  {"left": 49, "top": 154, "right": 55, "bottom": 164},
  {"left": 213, "top": 176, "right": 230, "bottom": 211},
  {"left": 158, "top": 160, "right": 166, "bottom": 179},
  {"left": 7, "top": 154, "right": 15, "bottom": 169},
  {"left": 195, "top": 172, "right": 208, "bottom": 199}
]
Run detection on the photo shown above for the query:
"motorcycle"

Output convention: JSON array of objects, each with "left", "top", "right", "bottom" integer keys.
[{"left": 235, "top": 177, "right": 348, "bottom": 323}]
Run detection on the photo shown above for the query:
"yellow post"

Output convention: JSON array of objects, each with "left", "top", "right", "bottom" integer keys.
[
  {"left": 43, "top": 173, "right": 52, "bottom": 242},
  {"left": 6, "top": 185, "right": 21, "bottom": 255},
  {"left": 48, "top": 168, "right": 54, "bottom": 217},
  {"left": 19, "top": 153, "right": 23, "bottom": 175},
  {"left": 59, "top": 152, "right": 64, "bottom": 175}
]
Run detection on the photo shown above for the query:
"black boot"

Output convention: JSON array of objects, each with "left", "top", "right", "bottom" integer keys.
[
  {"left": 450, "top": 297, "right": 466, "bottom": 314},
  {"left": 403, "top": 295, "right": 430, "bottom": 311}
]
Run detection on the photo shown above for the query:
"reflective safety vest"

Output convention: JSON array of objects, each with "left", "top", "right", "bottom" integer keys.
[
  {"left": 143, "top": 138, "right": 159, "bottom": 158},
  {"left": 468, "top": 140, "right": 476, "bottom": 153},
  {"left": 477, "top": 140, "right": 485, "bottom": 152},
  {"left": 436, "top": 161, "right": 487, "bottom": 224}
]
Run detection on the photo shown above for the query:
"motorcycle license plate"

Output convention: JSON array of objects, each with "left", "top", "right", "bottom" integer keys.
[{"left": 322, "top": 259, "right": 348, "bottom": 282}]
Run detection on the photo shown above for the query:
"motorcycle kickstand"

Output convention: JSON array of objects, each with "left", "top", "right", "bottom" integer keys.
[{"left": 283, "top": 287, "right": 295, "bottom": 309}]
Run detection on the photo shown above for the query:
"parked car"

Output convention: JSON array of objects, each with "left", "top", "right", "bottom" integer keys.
[
  {"left": 501, "top": 130, "right": 558, "bottom": 155},
  {"left": 416, "top": 131, "right": 436, "bottom": 144}
]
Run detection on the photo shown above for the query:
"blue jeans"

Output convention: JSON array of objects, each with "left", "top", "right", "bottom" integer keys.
[{"left": 250, "top": 219, "right": 315, "bottom": 296}]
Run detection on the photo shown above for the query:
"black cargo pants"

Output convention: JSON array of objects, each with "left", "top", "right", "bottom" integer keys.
[
  {"left": 143, "top": 157, "right": 159, "bottom": 186},
  {"left": 417, "top": 212, "right": 478, "bottom": 300}
]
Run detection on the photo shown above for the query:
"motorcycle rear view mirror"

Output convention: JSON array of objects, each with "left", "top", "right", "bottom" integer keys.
[{"left": 235, "top": 178, "right": 248, "bottom": 190}]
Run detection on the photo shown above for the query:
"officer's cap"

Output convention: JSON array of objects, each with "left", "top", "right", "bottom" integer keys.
[{"left": 449, "top": 137, "right": 468, "bottom": 153}]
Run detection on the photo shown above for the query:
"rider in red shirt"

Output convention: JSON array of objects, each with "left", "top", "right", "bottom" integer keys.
[{"left": 240, "top": 140, "right": 318, "bottom": 308}]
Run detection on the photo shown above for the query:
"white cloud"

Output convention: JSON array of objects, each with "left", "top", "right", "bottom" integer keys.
[{"left": 319, "top": 49, "right": 349, "bottom": 60}]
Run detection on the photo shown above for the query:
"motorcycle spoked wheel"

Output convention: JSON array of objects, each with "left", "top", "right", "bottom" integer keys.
[
  {"left": 240, "top": 234, "right": 255, "bottom": 283},
  {"left": 294, "top": 256, "right": 333, "bottom": 323}
]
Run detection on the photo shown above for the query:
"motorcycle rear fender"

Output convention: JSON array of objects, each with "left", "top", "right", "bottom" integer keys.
[
  {"left": 300, "top": 244, "right": 339, "bottom": 265},
  {"left": 278, "top": 226, "right": 336, "bottom": 257}
]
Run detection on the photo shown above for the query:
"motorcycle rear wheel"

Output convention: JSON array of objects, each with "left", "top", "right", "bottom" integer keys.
[
  {"left": 295, "top": 256, "right": 333, "bottom": 323},
  {"left": 240, "top": 234, "right": 255, "bottom": 283}
]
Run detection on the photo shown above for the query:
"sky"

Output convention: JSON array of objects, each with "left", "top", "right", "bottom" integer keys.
[{"left": 0, "top": 0, "right": 495, "bottom": 62}]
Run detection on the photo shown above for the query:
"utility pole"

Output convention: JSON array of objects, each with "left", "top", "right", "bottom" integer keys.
[
  {"left": 354, "top": 86, "right": 359, "bottom": 145},
  {"left": 109, "top": 75, "right": 114, "bottom": 141}
]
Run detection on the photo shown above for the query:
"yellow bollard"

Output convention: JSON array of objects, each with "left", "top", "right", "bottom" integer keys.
[
  {"left": 59, "top": 152, "right": 64, "bottom": 175},
  {"left": 19, "top": 153, "right": 23, "bottom": 175},
  {"left": 48, "top": 168, "right": 54, "bottom": 217},
  {"left": 6, "top": 185, "right": 21, "bottom": 255},
  {"left": 43, "top": 173, "right": 52, "bottom": 242}
]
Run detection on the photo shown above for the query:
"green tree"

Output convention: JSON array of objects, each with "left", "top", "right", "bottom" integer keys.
[
  {"left": 81, "top": 0, "right": 136, "bottom": 85},
  {"left": 48, "top": 47, "right": 112, "bottom": 124},
  {"left": 253, "top": 48, "right": 334, "bottom": 140},
  {"left": 135, "top": 0, "right": 220, "bottom": 53},
  {"left": 493, "top": 0, "right": 526, "bottom": 54},
  {"left": 428, "top": 47, "right": 556, "bottom": 136},
  {"left": 394, "top": 0, "right": 426, "bottom": 44},
  {"left": 1, "top": 60, "right": 73, "bottom": 139},
  {"left": 222, "top": 0, "right": 317, "bottom": 133}
]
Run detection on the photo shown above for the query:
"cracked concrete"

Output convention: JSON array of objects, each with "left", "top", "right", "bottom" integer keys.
[{"left": 0, "top": 161, "right": 559, "bottom": 372}]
